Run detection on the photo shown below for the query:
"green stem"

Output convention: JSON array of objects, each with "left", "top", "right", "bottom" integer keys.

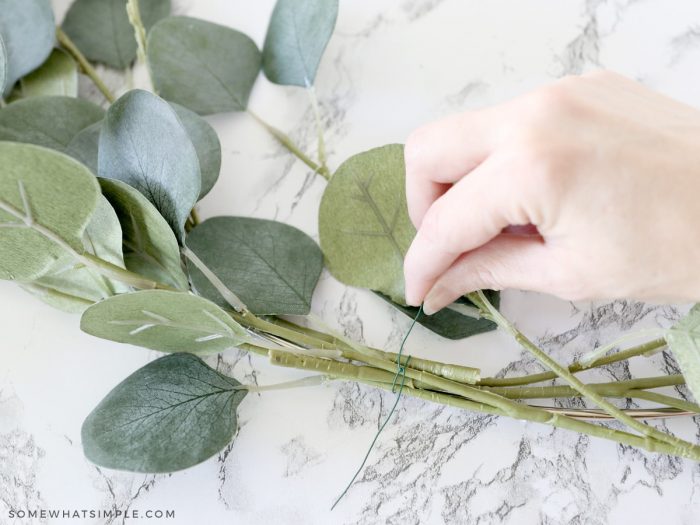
[
  {"left": 56, "top": 27, "right": 115, "bottom": 103},
  {"left": 478, "top": 337, "right": 668, "bottom": 387},
  {"left": 181, "top": 246, "right": 247, "bottom": 312},
  {"left": 125, "top": 0, "right": 153, "bottom": 91},
  {"left": 474, "top": 291, "right": 700, "bottom": 455},
  {"left": 627, "top": 390, "right": 700, "bottom": 414},
  {"left": 486, "top": 375, "right": 686, "bottom": 399},
  {"left": 247, "top": 110, "right": 328, "bottom": 180},
  {"left": 307, "top": 86, "right": 330, "bottom": 179}
]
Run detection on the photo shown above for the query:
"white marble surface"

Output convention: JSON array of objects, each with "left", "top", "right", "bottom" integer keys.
[{"left": 2, "top": 0, "right": 700, "bottom": 523}]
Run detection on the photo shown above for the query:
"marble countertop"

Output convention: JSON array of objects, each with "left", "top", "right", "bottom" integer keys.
[{"left": 2, "top": 0, "right": 700, "bottom": 523}]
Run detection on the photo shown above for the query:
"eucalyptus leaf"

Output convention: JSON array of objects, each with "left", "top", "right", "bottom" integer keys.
[
  {"left": 0, "top": 0, "right": 55, "bottom": 96},
  {"left": 0, "top": 142, "right": 99, "bottom": 281},
  {"left": 319, "top": 144, "right": 414, "bottom": 303},
  {"left": 80, "top": 290, "right": 249, "bottom": 353},
  {"left": 62, "top": 0, "right": 171, "bottom": 69},
  {"left": 19, "top": 48, "right": 78, "bottom": 98},
  {"left": 666, "top": 304, "right": 700, "bottom": 403},
  {"left": 99, "top": 178, "right": 189, "bottom": 290},
  {"left": 170, "top": 103, "right": 221, "bottom": 199},
  {"left": 0, "top": 96, "right": 104, "bottom": 153},
  {"left": 98, "top": 89, "right": 201, "bottom": 243},
  {"left": 24, "top": 195, "right": 129, "bottom": 313},
  {"left": 186, "top": 217, "right": 323, "bottom": 315},
  {"left": 147, "top": 16, "right": 261, "bottom": 115},
  {"left": 377, "top": 292, "right": 499, "bottom": 340},
  {"left": 82, "top": 353, "right": 247, "bottom": 473},
  {"left": 66, "top": 121, "right": 101, "bottom": 173},
  {"left": 262, "top": 0, "right": 338, "bottom": 87}
]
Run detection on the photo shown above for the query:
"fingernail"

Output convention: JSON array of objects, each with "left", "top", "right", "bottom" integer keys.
[{"left": 423, "top": 285, "right": 448, "bottom": 316}]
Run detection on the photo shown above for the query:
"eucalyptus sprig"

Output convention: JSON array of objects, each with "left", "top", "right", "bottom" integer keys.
[{"left": 1, "top": 0, "right": 700, "bottom": 484}]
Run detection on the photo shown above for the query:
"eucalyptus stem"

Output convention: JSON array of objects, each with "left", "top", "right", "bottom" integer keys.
[
  {"left": 181, "top": 246, "right": 247, "bottom": 312},
  {"left": 125, "top": 0, "right": 153, "bottom": 91},
  {"left": 474, "top": 291, "right": 700, "bottom": 455},
  {"left": 478, "top": 337, "right": 668, "bottom": 387},
  {"left": 247, "top": 109, "right": 328, "bottom": 180},
  {"left": 56, "top": 27, "right": 115, "bottom": 103},
  {"left": 307, "top": 86, "right": 330, "bottom": 179}
]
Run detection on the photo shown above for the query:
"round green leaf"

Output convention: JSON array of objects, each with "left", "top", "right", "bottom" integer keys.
[
  {"left": 66, "top": 120, "right": 101, "bottom": 173},
  {"left": 186, "top": 217, "right": 323, "bottom": 315},
  {"left": 667, "top": 304, "right": 700, "bottom": 403},
  {"left": 170, "top": 103, "right": 221, "bottom": 199},
  {"left": 62, "top": 0, "right": 171, "bottom": 69},
  {"left": 0, "top": 0, "right": 55, "bottom": 96},
  {"left": 0, "top": 142, "right": 100, "bottom": 281},
  {"left": 99, "top": 178, "right": 189, "bottom": 290},
  {"left": 82, "top": 353, "right": 247, "bottom": 473},
  {"left": 262, "top": 0, "right": 338, "bottom": 87},
  {"left": 18, "top": 48, "right": 78, "bottom": 98},
  {"left": 24, "top": 195, "right": 129, "bottom": 313},
  {"left": 98, "top": 89, "right": 201, "bottom": 244},
  {"left": 147, "top": 16, "right": 261, "bottom": 115},
  {"left": 319, "top": 144, "right": 414, "bottom": 303},
  {"left": 0, "top": 96, "right": 104, "bottom": 153},
  {"left": 80, "top": 290, "right": 249, "bottom": 354}
]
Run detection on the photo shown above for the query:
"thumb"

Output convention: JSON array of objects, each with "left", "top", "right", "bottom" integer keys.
[{"left": 422, "top": 234, "right": 556, "bottom": 315}]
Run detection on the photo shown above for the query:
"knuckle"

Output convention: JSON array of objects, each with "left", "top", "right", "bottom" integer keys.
[
  {"left": 470, "top": 263, "right": 503, "bottom": 291},
  {"left": 404, "top": 127, "right": 432, "bottom": 169}
]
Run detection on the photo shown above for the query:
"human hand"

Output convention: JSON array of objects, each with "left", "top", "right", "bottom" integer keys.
[{"left": 402, "top": 70, "right": 700, "bottom": 314}]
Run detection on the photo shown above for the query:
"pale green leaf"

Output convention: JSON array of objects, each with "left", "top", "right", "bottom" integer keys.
[
  {"left": 19, "top": 48, "right": 78, "bottom": 98},
  {"left": 262, "top": 0, "right": 338, "bottom": 87},
  {"left": 666, "top": 304, "right": 700, "bottom": 403},
  {"left": 0, "top": 0, "right": 55, "bottom": 96},
  {"left": 62, "top": 0, "right": 171, "bottom": 69},
  {"left": 319, "top": 144, "right": 414, "bottom": 303},
  {"left": 0, "top": 96, "right": 104, "bottom": 153},
  {"left": 147, "top": 16, "right": 261, "bottom": 115},
  {"left": 80, "top": 290, "right": 249, "bottom": 353},
  {"left": 186, "top": 217, "right": 323, "bottom": 315},
  {"left": 98, "top": 89, "right": 200, "bottom": 243},
  {"left": 82, "top": 353, "right": 247, "bottom": 473},
  {"left": 23, "top": 195, "right": 129, "bottom": 313},
  {"left": 99, "top": 178, "right": 189, "bottom": 290},
  {"left": 0, "top": 142, "right": 99, "bottom": 281},
  {"left": 170, "top": 103, "right": 221, "bottom": 199}
]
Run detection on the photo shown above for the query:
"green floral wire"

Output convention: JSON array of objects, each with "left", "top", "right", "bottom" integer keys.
[{"left": 331, "top": 305, "right": 423, "bottom": 510}]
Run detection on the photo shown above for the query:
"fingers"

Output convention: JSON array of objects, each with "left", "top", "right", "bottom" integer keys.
[
  {"left": 404, "top": 106, "right": 506, "bottom": 228},
  {"left": 421, "top": 235, "right": 554, "bottom": 315},
  {"left": 403, "top": 153, "right": 529, "bottom": 306}
]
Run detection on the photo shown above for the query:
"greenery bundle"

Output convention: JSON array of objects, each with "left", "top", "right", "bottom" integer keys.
[{"left": 2, "top": 0, "right": 700, "bottom": 480}]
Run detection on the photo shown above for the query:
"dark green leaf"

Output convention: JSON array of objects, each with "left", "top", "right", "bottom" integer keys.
[
  {"left": 0, "top": 96, "right": 104, "bottom": 153},
  {"left": 99, "top": 178, "right": 189, "bottom": 290},
  {"left": 186, "top": 217, "right": 323, "bottom": 315},
  {"left": 263, "top": 0, "right": 338, "bottom": 87},
  {"left": 666, "top": 304, "right": 700, "bottom": 402},
  {"left": 319, "top": 144, "right": 414, "bottom": 303},
  {"left": 80, "top": 290, "right": 249, "bottom": 353},
  {"left": 0, "top": 0, "right": 55, "bottom": 95},
  {"left": 98, "top": 89, "right": 200, "bottom": 243},
  {"left": 82, "top": 353, "right": 247, "bottom": 473},
  {"left": 0, "top": 142, "right": 99, "bottom": 281},
  {"left": 62, "top": 0, "right": 171, "bottom": 69},
  {"left": 19, "top": 48, "right": 78, "bottom": 98},
  {"left": 377, "top": 292, "right": 499, "bottom": 340},
  {"left": 170, "top": 103, "right": 221, "bottom": 199},
  {"left": 147, "top": 16, "right": 261, "bottom": 115}
]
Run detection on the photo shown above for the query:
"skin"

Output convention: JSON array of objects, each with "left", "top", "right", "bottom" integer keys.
[{"left": 402, "top": 70, "right": 700, "bottom": 315}]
